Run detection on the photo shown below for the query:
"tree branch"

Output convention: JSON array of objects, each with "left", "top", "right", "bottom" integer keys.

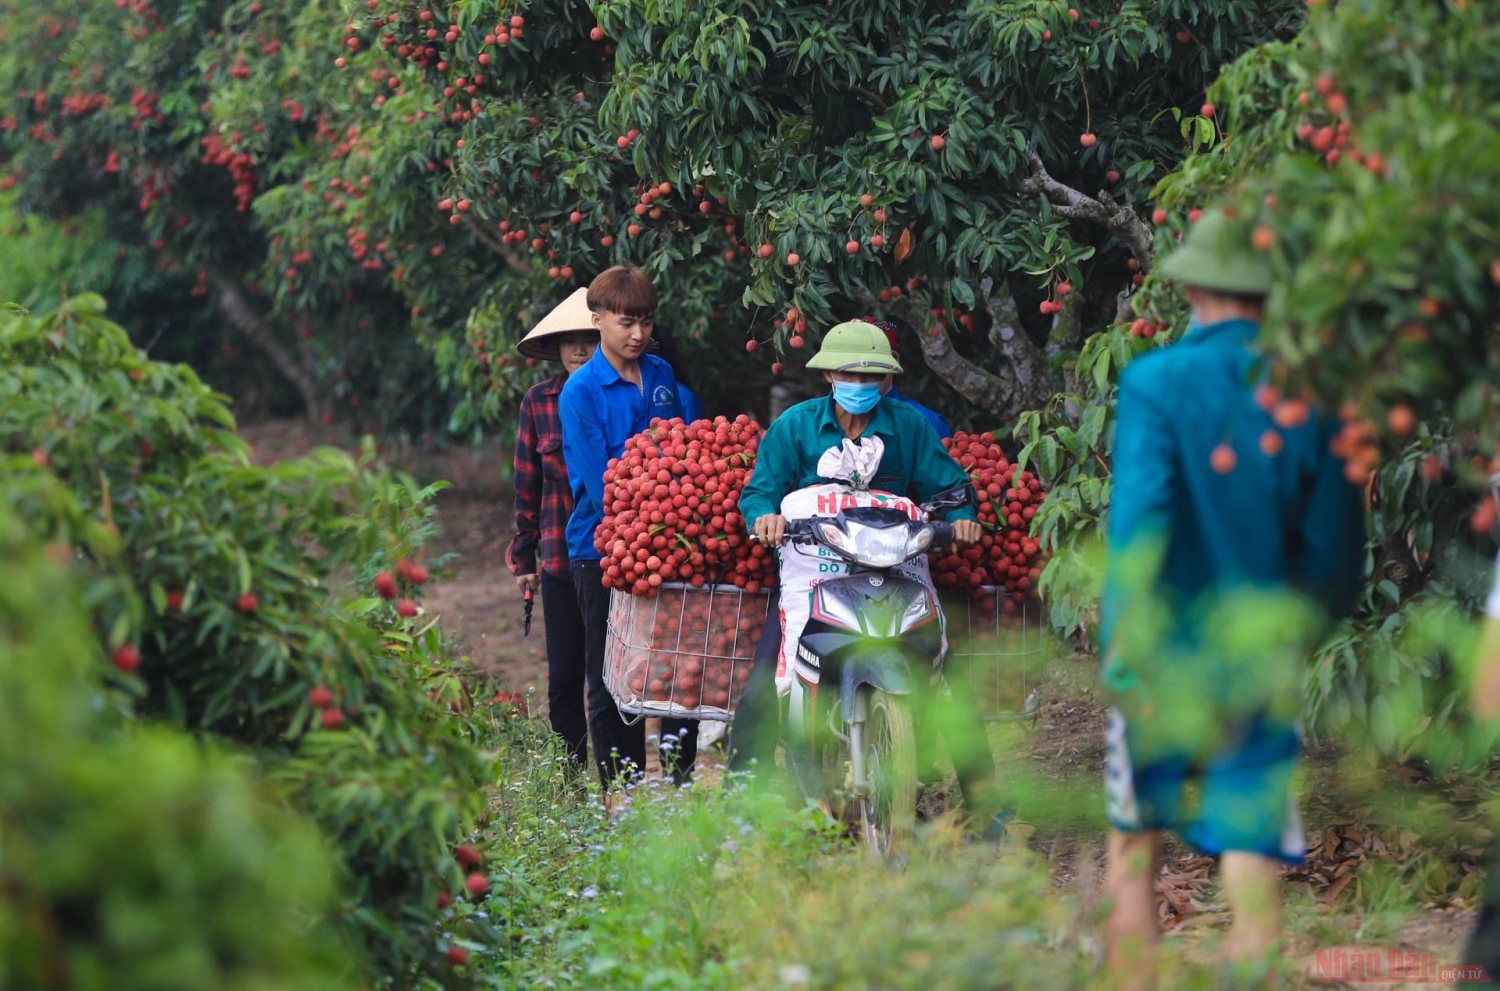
[
  {"left": 768, "top": 78, "right": 888, "bottom": 113},
  {"left": 834, "top": 80, "right": 889, "bottom": 112},
  {"left": 910, "top": 313, "right": 1018, "bottom": 418},
  {"left": 854, "top": 283, "right": 1055, "bottom": 426},
  {"left": 209, "top": 272, "right": 324, "bottom": 419},
  {"left": 980, "top": 276, "right": 1027, "bottom": 353},
  {"left": 1021, "top": 150, "right": 1154, "bottom": 273},
  {"left": 462, "top": 214, "right": 534, "bottom": 276}
]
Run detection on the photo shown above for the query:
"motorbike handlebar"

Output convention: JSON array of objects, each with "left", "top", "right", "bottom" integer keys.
[
  {"left": 746, "top": 520, "right": 815, "bottom": 545},
  {"left": 751, "top": 517, "right": 952, "bottom": 550},
  {"left": 783, "top": 519, "right": 816, "bottom": 542}
]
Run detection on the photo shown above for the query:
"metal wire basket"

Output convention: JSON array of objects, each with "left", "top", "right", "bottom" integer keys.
[
  {"left": 604, "top": 583, "right": 772, "bottom": 723},
  {"left": 941, "top": 588, "right": 1047, "bottom": 721}
]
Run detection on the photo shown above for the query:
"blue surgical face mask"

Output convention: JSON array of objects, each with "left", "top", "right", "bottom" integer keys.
[{"left": 831, "top": 379, "right": 882, "bottom": 415}]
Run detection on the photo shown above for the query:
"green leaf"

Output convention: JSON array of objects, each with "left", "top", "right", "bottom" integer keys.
[
  {"left": 1091, "top": 347, "right": 1114, "bottom": 393},
  {"left": 1080, "top": 405, "right": 1108, "bottom": 449}
]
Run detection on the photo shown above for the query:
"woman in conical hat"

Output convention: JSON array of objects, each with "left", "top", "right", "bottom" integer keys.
[{"left": 507, "top": 288, "right": 598, "bottom": 772}]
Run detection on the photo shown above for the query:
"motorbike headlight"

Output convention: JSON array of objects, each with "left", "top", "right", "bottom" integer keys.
[
  {"left": 844, "top": 521, "right": 934, "bottom": 569},
  {"left": 907, "top": 526, "right": 936, "bottom": 555},
  {"left": 817, "top": 521, "right": 858, "bottom": 558}
]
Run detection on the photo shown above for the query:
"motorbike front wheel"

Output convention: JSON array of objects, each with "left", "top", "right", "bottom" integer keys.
[{"left": 859, "top": 689, "right": 918, "bottom": 857}]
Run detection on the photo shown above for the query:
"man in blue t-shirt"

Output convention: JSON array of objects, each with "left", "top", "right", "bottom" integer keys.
[{"left": 559, "top": 266, "right": 698, "bottom": 798}]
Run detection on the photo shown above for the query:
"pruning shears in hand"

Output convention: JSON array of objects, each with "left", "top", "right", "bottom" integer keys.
[{"left": 522, "top": 579, "right": 535, "bottom": 637}]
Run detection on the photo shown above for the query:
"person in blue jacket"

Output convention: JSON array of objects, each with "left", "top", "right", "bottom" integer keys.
[
  {"left": 865, "top": 319, "right": 951, "bottom": 441},
  {"left": 1100, "top": 209, "right": 1365, "bottom": 985},
  {"left": 559, "top": 266, "right": 699, "bottom": 804}
]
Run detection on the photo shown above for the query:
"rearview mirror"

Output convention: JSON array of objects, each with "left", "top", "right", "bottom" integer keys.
[{"left": 921, "top": 484, "right": 973, "bottom": 516}]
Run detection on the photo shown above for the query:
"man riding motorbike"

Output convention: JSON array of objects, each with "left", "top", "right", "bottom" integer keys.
[{"left": 730, "top": 321, "right": 1004, "bottom": 832}]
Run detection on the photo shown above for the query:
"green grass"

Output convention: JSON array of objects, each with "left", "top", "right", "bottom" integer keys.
[{"left": 441, "top": 714, "right": 1483, "bottom": 991}]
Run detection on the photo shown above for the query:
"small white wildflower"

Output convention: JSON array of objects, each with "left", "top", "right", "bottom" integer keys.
[
  {"left": 580, "top": 885, "right": 599, "bottom": 899},
  {"left": 779, "top": 964, "right": 810, "bottom": 986}
]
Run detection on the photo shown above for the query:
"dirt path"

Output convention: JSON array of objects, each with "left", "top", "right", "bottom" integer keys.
[
  {"left": 242, "top": 420, "right": 547, "bottom": 690},
  {"left": 416, "top": 464, "right": 549, "bottom": 691}
]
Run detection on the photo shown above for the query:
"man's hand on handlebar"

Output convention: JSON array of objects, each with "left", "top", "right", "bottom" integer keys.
[
  {"left": 951, "top": 520, "right": 983, "bottom": 546},
  {"left": 753, "top": 514, "right": 788, "bottom": 546}
]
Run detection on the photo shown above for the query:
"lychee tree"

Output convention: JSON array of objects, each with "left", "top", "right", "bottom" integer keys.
[
  {"left": 2, "top": 0, "right": 1302, "bottom": 432},
  {"left": 0, "top": 0, "right": 447, "bottom": 430},
  {"left": 1019, "top": 0, "right": 1500, "bottom": 756},
  {"left": 349, "top": 0, "right": 1303, "bottom": 428},
  {"left": 0, "top": 294, "right": 497, "bottom": 985},
  {"left": 0, "top": 511, "right": 359, "bottom": 991}
]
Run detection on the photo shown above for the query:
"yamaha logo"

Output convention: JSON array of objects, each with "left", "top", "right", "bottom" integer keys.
[
  {"left": 797, "top": 645, "right": 819, "bottom": 666},
  {"left": 869, "top": 575, "right": 884, "bottom": 587}
]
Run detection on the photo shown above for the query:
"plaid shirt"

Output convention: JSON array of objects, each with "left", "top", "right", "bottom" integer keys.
[{"left": 507, "top": 375, "right": 574, "bottom": 580}]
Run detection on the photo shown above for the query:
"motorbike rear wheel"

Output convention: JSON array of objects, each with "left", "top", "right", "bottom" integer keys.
[{"left": 859, "top": 689, "right": 917, "bottom": 857}]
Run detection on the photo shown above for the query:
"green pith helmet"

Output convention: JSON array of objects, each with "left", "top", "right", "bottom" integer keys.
[
  {"left": 1155, "top": 208, "right": 1274, "bottom": 295},
  {"left": 805, "top": 320, "right": 904, "bottom": 374}
]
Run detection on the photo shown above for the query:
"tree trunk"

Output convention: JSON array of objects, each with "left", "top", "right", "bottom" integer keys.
[{"left": 209, "top": 272, "right": 324, "bottom": 420}]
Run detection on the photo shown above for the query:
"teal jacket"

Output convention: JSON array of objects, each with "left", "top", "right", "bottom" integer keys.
[
  {"left": 740, "top": 394, "right": 978, "bottom": 526},
  {"left": 1100, "top": 318, "right": 1365, "bottom": 681}
]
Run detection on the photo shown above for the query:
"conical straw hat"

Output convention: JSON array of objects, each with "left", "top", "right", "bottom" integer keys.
[{"left": 516, "top": 288, "right": 597, "bottom": 361}]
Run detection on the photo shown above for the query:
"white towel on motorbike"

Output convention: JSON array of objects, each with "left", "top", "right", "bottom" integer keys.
[
  {"left": 774, "top": 483, "right": 945, "bottom": 694},
  {"left": 816, "top": 436, "right": 885, "bottom": 491}
]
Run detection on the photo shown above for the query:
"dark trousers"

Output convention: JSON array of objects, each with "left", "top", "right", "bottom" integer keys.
[
  {"left": 727, "top": 606, "right": 783, "bottom": 776},
  {"left": 914, "top": 655, "right": 1000, "bottom": 815},
  {"left": 540, "top": 570, "right": 588, "bottom": 770},
  {"left": 572, "top": 561, "right": 698, "bottom": 789},
  {"left": 728, "top": 596, "right": 998, "bottom": 814}
]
